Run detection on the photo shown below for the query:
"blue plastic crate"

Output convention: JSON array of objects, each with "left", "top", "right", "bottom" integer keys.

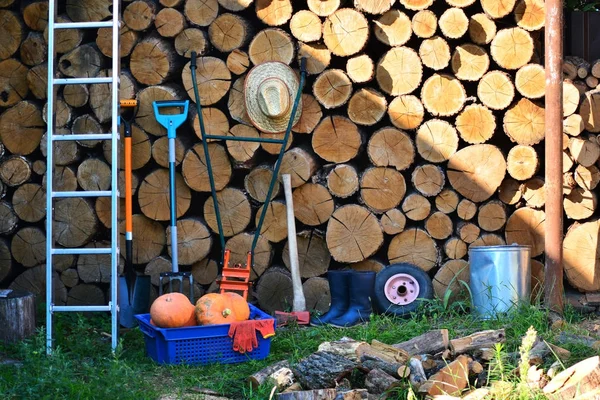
[{"left": 135, "top": 304, "right": 275, "bottom": 365}]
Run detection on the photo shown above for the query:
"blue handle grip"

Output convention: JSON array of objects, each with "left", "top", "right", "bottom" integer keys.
[{"left": 153, "top": 100, "right": 189, "bottom": 139}]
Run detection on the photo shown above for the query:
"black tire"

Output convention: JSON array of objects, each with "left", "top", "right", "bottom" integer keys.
[{"left": 373, "top": 263, "right": 434, "bottom": 317}]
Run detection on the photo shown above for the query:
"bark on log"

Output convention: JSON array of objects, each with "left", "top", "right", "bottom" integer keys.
[
  {"left": 543, "top": 356, "right": 600, "bottom": 399},
  {"left": 450, "top": 329, "right": 506, "bottom": 355},
  {"left": 292, "top": 352, "right": 358, "bottom": 390},
  {"left": 0, "top": 289, "right": 35, "bottom": 343},
  {"left": 318, "top": 337, "right": 369, "bottom": 362},
  {"left": 393, "top": 330, "right": 450, "bottom": 356},
  {"left": 388, "top": 228, "right": 439, "bottom": 271},
  {"left": 326, "top": 205, "right": 383, "bottom": 263},
  {"left": 364, "top": 369, "right": 400, "bottom": 395},
  {"left": 249, "top": 360, "right": 294, "bottom": 389}
]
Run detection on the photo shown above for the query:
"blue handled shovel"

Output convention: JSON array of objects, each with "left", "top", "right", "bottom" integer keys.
[{"left": 153, "top": 100, "right": 194, "bottom": 302}]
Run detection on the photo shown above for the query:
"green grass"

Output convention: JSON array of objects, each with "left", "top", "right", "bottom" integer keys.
[{"left": 0, "top": 301, "right": 598, "bottom": 400}]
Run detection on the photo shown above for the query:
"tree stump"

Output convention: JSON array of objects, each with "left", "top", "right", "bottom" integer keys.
[{"left": 0, "top": 290, "right": 35, "bottom": 343}]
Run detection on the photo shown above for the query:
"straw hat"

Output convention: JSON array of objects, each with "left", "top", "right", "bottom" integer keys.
[{"left": 244, "top": 62, "right": 302, "bottom": 134}]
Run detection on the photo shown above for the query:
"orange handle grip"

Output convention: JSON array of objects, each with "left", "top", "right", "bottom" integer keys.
[
  {"left": 124, "top": 136, "right": 133, "bottom": 233},
  {"left": 120, "top": 99, "right": 137, "bottom": 108}
]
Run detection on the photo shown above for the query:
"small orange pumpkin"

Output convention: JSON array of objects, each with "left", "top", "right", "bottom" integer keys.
[
  {"left": 195, "top": 293, "right": 235, "bottom": 325},
  {"left": 223, "top": 292, "right": 250, "bottom": 321},
  {"left": 149, "top": 293, "right": 195, "bottom": 328}
]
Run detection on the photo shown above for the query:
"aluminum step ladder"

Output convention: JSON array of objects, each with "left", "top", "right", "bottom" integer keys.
[{"left": 45, "top": 1, "right": 121, "bottom": 354}]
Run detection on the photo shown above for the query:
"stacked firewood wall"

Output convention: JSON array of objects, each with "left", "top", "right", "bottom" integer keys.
[{"left": 0, "top": 0, "right": 598, "bottom": 310}]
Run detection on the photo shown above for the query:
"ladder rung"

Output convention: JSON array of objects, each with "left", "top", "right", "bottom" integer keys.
[
  {"left": 53, "top": 77, "right": 113, "bottom": 85},
  {"left": 53, "top": 134, "right": 113, "bottom": 141},
  {"left": 55, "top": 21, "right": 114, "bottom": 29},
  {"left": 52, "top": 305, "right": 112, "bottom": 312},
  {"left": 52, "top": 247, "right": 112, "bottom": 255},
  {"left": 52, "top": 190, "right": 112, "bottom": 198}
]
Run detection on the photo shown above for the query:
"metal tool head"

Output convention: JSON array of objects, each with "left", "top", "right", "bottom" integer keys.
[{"left": 158, "top": 271, "right": 194, "bottom": 303}]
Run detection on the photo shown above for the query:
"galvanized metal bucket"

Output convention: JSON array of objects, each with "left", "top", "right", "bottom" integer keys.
[{"left": 469, "top": 244, "right": 531, "bottom": 319}]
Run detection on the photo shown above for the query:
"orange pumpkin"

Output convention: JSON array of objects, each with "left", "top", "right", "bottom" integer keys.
[
  {"left": 149, "top": 293, "right": 195, "bottom": 328},
  {"left": 223, "top": 292, "right": 250, "bottom": 321},
  {"left": 195, "top": 293, "right": 235, "bottom": 325}
]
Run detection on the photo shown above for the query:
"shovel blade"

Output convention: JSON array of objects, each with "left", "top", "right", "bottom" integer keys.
[{"left": 118, "top": 275, "right": 152, "bottom": 328}]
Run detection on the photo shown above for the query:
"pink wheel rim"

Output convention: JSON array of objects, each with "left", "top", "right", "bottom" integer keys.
[{"left": 384, "top": 273, "right": 420, "bottom": 305}]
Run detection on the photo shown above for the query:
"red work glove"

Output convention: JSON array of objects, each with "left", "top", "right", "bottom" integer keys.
[
  {"left": 228, "top": 321, "right": 258, "bottom": 354},
  {"left": 254, "top": 319, "right": 275, "bottom": 339}
]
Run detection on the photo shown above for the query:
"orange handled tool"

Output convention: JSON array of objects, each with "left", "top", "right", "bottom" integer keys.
[{"left": 121, "top": 99, "right": 137, "bottom": 268}]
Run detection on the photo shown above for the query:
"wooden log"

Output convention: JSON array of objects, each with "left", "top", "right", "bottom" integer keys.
[
  {"left": 77, "top": 158, "right": 111, "bottom": 192},
  {"left": 67, "top": 284, "right": 105, "bottom": 306},
  {"left": 248, "top": 28, "right": 294, "bottom": 65},
  {"left": 564, "top": 187, "right": 597, "bottom": 221},
  {"left": 182, "top": 143, "right": 232, "bottom": 192},
  {"left": 45, "top": 166, "right": 78, "bottom": 192},
  {"left": 592, "top": 59, "right": 600, "bottom": 79},
  {"left": 218, "top": 0, "right": 252, "bottom": 11},
  {"left": 543, "top": 356, "right": 600, "bottom": 399},
  {"left": 408, "top": 358, "right": 427, "bottom": 389},
  {"left": 412, "top": 10, "right": 437, "bottom": 39},
  {"left": 419, "top": 36, "right": 451, "bottom": 71},
  {"left": 347, "top": 88, "right": 387, "bottom": 126},
  {"left": 313, "top": 69, "right": 353, "bottom": 109},
  {"left": 9, "top": 265, "right": 67, "bottom": 307},
  {"left": 160, "top": 0, "right": 183, "bottom": 6},
  {"left": 469, "top": 13, "right": 496, "bottom": 45},
  {"left": 400, "top": 0, "right": 433, "bottom": 10},
  {"left": 244, "top": 165, "right": 280, "bottom": 203},
  {"left": 175, "top": 28, "right": 209, "bottom": 59},
  {"left": 256, "top": 266, "right": 293, "bottom": 313},
  {"left": 77, "top": 241, "right": 114, "bottom": 284},
  {"left": 204, "top": 187, "right": 251, "bottom": 237},
  {"left": 587, "top": 76, "right": 599, "bottom": 88},
  {"left": 344, "top": 54, "right": 374, "bottom": 85},
  {"left": 192, "top": 107, "right": 229, "bottom": 140},
  {"left": 226, "top": 124, "right": 260, "bottom": 167},
  {"left": 477, "top": 70, "right": 515, "bottom": 110},
  {"left": 0, "top": 201, "right": 17, "bottom": 235},
  {"left": 104, "top": 124, "right": 151, "bottom": 170},
  {"left": 563, "top": 81, "right": 581, "bottom": 117},
  {"left": 350, "top": 259, "right": 385, "bottom": 273},
  {"left": 514, "top": 0, "right": 545, "bottom": 31},
  {"left": 569, "top": 137, "right": 600, "bottom": 167},
  {"left": 447, "top": 0, "right": 476, "bottom": 6},
  {"left": 58, "top": 44, "right": 102, "bottom": 78},
  {"left": 65, "top": 0, "right": 112, "bottom": 22},
  {"left": 0, "top": 156, "right": 32, "bottom": 187},
  {"left": 60, "top": 269, "right": 79, "bottom": 288},
  {"left": 425, "top": 211, "right": 453, "bottom": 240},
  {"left": 191, "top": 258, "right": 219, "bottom": 286},
  {"left": 138, "top": 169, "right": 191, "bottom": 221},
  {"left": 505, "top": 207, "right": 545, "bottom": 256},
  {"left": 457, "top": 199, "right": 477, "bottom": 221},
  {"left": 154, "top": 7, "right": 186, "bottom": 38},
  {"left": 413, "top": 164, "right": 445, "bottom": 197},
  {"left": 444, "top": 237, "right": 467, "bottom": 259},
  {"left": 564, "top": 220, "right": 600, "bottom": 292},
  {"left": 419, "top": 355, "right": 469, "bottom": 396},
  {"left": 256, "top": 201, "right": 288, "bottom": 243},
  {"left": 491, "top": 27, "right": 533, "bottom": 70},
  {"left": 44, "top": 15, "right": 82, "bottom": 54},
  {"left": 282, "top": 231, "right": 330, "bottom": 279},
  {"left": 457, "top": 222, "right": 480, "bottom": 243},
  {"left": 481, "top": 0, "right": 517, "bottom": 19},
  {"left": 307, "top": 0, "right": 340, "bottom": 16},
  {"left": 256, "top": 0, "right": 292, "bottom": 26},
  {"left": 292, "top": 351, "right": 357, "bottom": 390},
  {"left": 42, "top": 97, "right": 72, "bottom": 128},
  {"left": 388, "top": 95, "right": 425, "bottom": 129},
  {"left": 388, "top": 228, "right": 439, "bottom": 271},
  {"left": 32, "top": 160, "right": 45, "bottom": 176},
  {"left": 421, "top": 74, "right": 466, "bottom": 117},
  {"left": 455, "top": 104, "right": 496, "bottom": 145},
  {"left": 447, "top": 144, "right": 507, "bottom": 202},
  {"left": 402, "top": 193, "right": 431, "bottom": 221},
  {"left": 144, "top": 256, "right": 172, "bottom": 286},
  {"left": 54, "top": 198, "right": 97, "bottom": 248},
  {"left": 515, "top": 64, "right": 545, "bottom": 99},
  {"left": 227, "top": 49, "right": 250, "bottom": 75},
  {"left": 360, "top": 167, "right": 406, "bottom": 214},
  {"left": 0, "top": 101, "right": 44, "bottom": 156},
  {"left": 26, "top": 64, "right": 47, "bottom": 100},
  {"left": 124, "top": 0, "right": 157, "bottom": 31},
  {"left": 451, "top": 44, "right": 490, "bottom": 81},
  {"left": 95, "top": 197, "right": 124, "bottom": 229},
  {"left": 364, "top": 369, "right": 400, "bottom": 395},
  {"left": 433, "top": 259, "right": 469, "bottom": 301},
  {"left": 373, "top": 10, "right": 412, "bottom": 47},
  {"left": 394, "top": 330, "right": 449, "bottom": 356},
  {"left": 166, "top": 218, "right": 212, "bottom": 266},
  {"left": 63, "top": 84, "right": 89, "bottom": 108},
  {"left": 522, "top": 176, "right": 546, "bottom": 208},
  {"left": 297, "top": 42, "right": 331, "bottom": 76},
  {"left": 12, "top": 183, "right": 45, "bottom": 223},
  {"left": 118, "top": 215, "right": 165, "bottom": 265},
  {"left": 436, "top": 189, "right": 459, "bottom": 214},
  {"left": 208, "top": 13, "right": 250, "bottom": 53},
  {"left": 278, "top": 147, "right": 318, "bottom": 190},
  {"left": 97, "top": 24, "right": 139, "bottom": 58},
  {"left": 439, "top": 8, "right": 469, "bottom": 39},
  {"left": 367, "top": 127, "right": 415, "bottom": 172},
  {"left": 416, "top": 119, "right": 459, "bottom": 162},
  {"left": 318, "top": 338, "right": 369, "bottom": 362},
  {"left": 507, "top": 145, "right": 539, "bottom": 181},
  {"left": 225, "top": 233, "right": 272, "bottom": 279},
  {"left": 130, "top": 35, "right": 179, "bottom": 86},
  {"left": 0, "top": 10, "right": 23, "bottom": 60},
  {"left": 579, "top": 90, "right": 600, "bottom": 133},
  {"left": 261, "top": 131, "right": 293, "bottom": 155},
  {"left": 322, "top": 8, "right": 368, "bottom": 57},
  {"left": 450, "top": 329, "right": 506, "bottom": 355},
  {"left": 0, "top": 289, "right": 35, "bottom": 343},
  {"left": 326, "top": 164, "right": 359, "bottom": 198},
  {"left": 0, "top": 59, "right": 28, "bottom": 107},
  {"left": 302, "top": 277, "right": 330, "bottom": 313},
  {"left": 498, "top": 177, "right": 522, "bottom": 205},
  {"left": 574, "top": 164, "right": 600, "bottom": 190},
  {"left": 376, "top": 46, "right": 422, "bottom": 96},
  {"left": 249, "top": 360, "right": 294, "bottom": 390},
  {"left": 20, "top": 31, "right": 46, "bottom": 67},
  {"left": 290, "top": 10, "right": 322, "bottom": 42},
  {"left": 477, "top": 200, "right": 507, "bottom": 232},
  {"left": 137, "top": 85, "right": 187, "bottom": 136},
  {"left": 326, "top": 205, "right": 383, "bottom": 263},
  {"left": 312, "top": 116, "right": 362, "bottom": 163},
  {"left": 293, "top": 183, "right": 335, "bottom": 226},
  {"left": 11, "top": 226, "right": 45, "bottom": 267}
]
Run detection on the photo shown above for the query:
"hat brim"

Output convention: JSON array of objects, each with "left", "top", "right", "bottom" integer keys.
[{"left": 244, "top": 62, "right": 302, "bottom": 134}]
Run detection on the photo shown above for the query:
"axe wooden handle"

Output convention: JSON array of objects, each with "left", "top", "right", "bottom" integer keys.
[{"left": 282, "top": 174, "right": 306, "bottom": 313}]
